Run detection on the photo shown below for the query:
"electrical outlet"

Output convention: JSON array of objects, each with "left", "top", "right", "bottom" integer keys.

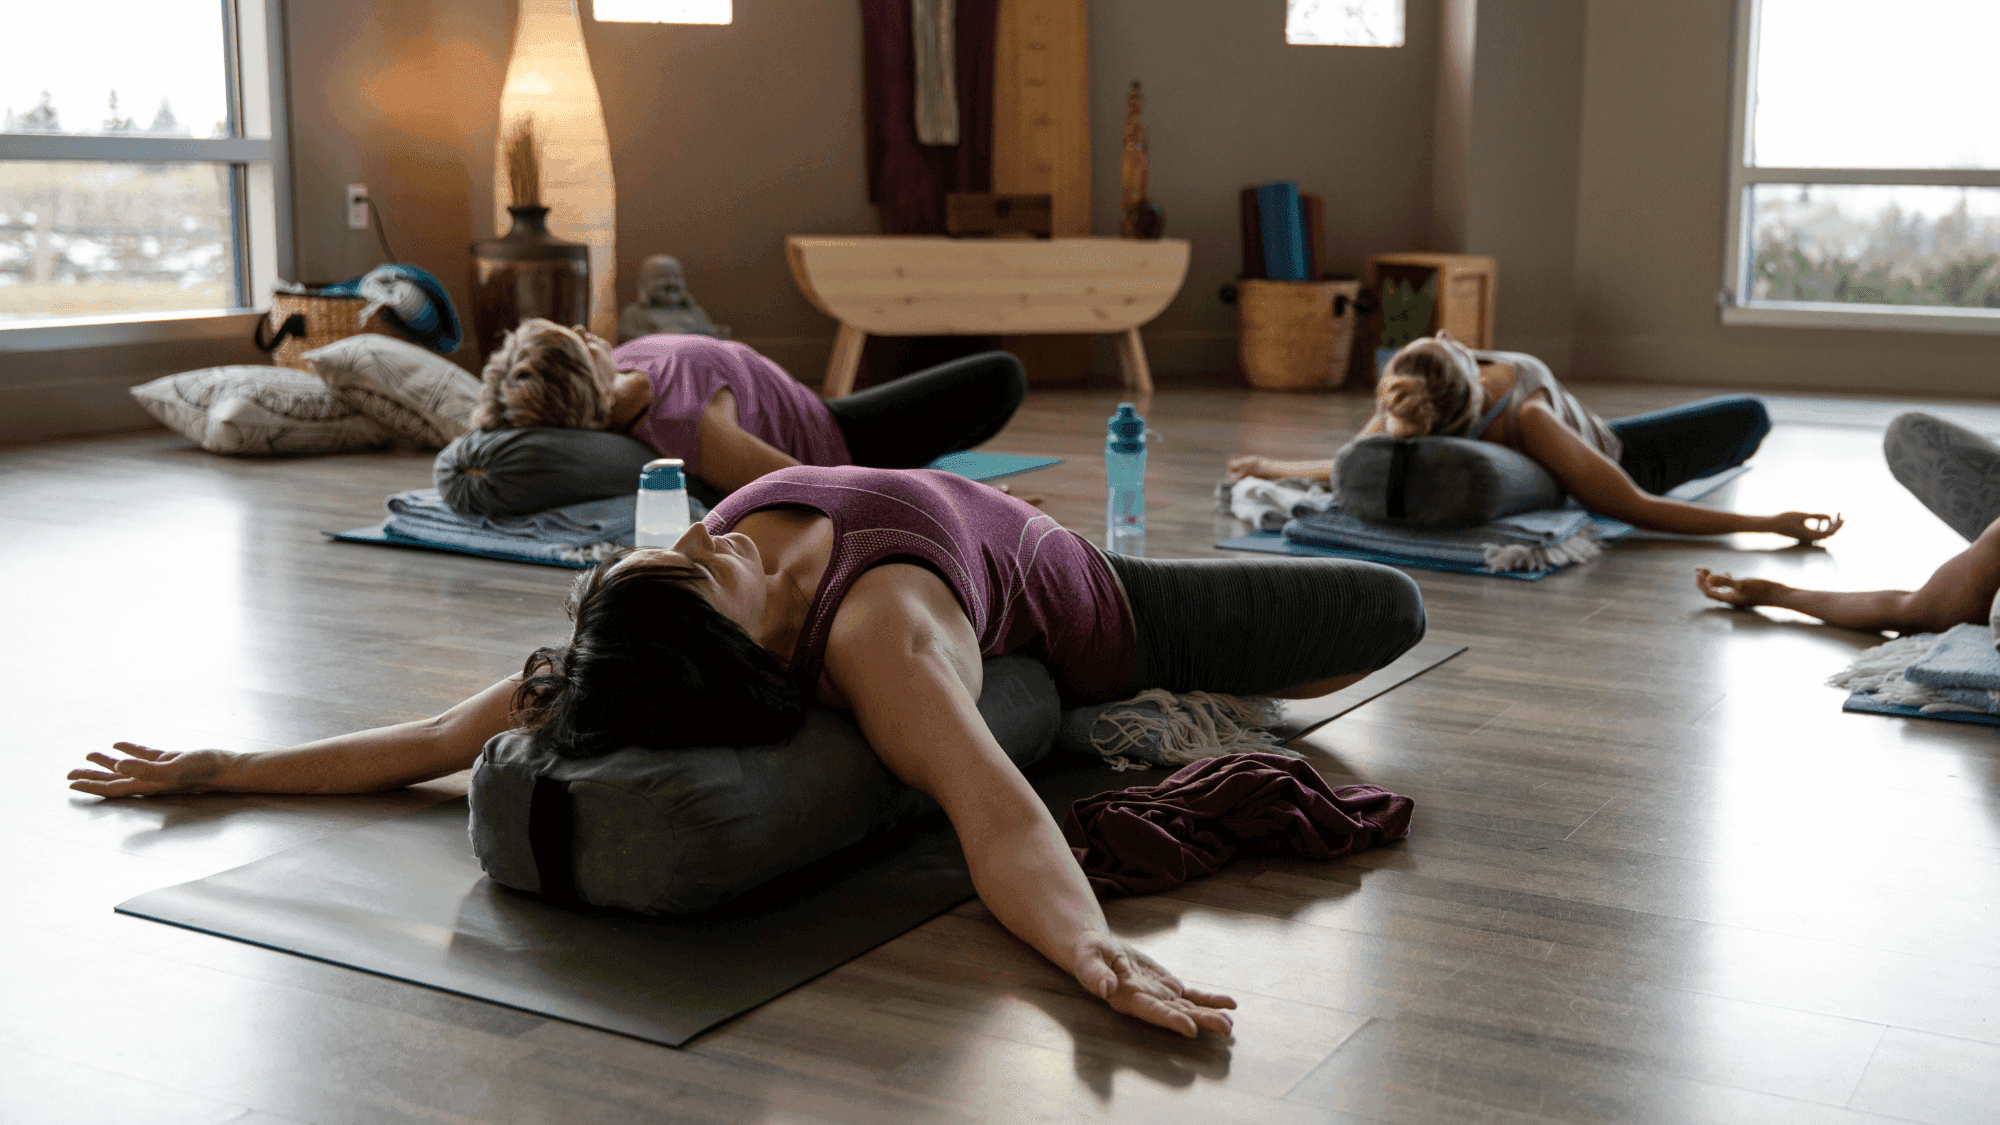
[{"left": 346, "top": 184, "right": 369, "bottom": 231}]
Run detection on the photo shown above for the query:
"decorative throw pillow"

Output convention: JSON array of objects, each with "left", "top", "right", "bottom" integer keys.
[
  {"left": 304, "top": 334, "right": 482, "bottom": 449},
  {"left": 129, "top": 366, "right": 395, "bottom": 456}
]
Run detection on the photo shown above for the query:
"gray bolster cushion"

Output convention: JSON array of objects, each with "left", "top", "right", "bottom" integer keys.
[
  {"left": 434, "top": 427, "right": 660, "bottom": 517},
  {"left": 469, "top": 656, "right": 1061, "bottom": 915},
  {"left": 1333, "top": 434, "right": 1566, "bottom": 530}
]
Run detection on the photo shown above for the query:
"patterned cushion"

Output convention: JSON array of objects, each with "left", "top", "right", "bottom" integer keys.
[
  {"left": 129, "top": 366, "right": 394, "bottom": 456},
  {"left": 304, "top": 334, "right": 481, "bottom": 449}
]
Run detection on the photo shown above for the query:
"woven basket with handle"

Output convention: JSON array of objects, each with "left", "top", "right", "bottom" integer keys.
[
  {"left": 1236, "top": 278, "right": 1362, "bottom": 391},
  {"left": 254, "top": 286, "right": 398, "bottom": 370}
]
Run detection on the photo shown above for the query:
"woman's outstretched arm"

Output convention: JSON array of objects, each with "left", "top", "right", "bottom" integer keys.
[
  {"left": 1696, "top": 515, "right": 2000, "bottom": 632},
  {"left": 1225, "top": 409, "right": 1393, "bottom": 483},
  {"left": 1516, "top": 403, "right": 1841, "bottom": 541},
  {"left": 826, "top": 566, "right": 1235, "bottom": 1038},
  {"left": 67, "top": 676, "right": 522, "bottom": 798}
]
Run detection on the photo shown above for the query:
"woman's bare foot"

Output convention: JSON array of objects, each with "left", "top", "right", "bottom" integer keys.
[{"left": 1695, "top": 567, "right": 1785, "bottom": 608}]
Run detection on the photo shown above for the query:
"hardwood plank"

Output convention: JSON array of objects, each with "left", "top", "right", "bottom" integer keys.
[{"left": 7, "top": 380, "right": 2000, "bottom": 1122}]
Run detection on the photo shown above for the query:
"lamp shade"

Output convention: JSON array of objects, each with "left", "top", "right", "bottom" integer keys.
[{"left": 495, "top": 0, "right": 617, "bottom": 339}]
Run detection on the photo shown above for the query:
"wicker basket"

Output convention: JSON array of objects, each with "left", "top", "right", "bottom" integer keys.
[
  {"left": 1236, "top": 278, "right": 1361, "bottom": 391},
  {"left": 254, "top": 287, "right": 397, "bottom": 370}
]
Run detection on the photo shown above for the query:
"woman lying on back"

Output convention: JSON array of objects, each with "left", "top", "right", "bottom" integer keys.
[
  {"left": 70, "top": 465, "right": 1427, "bottom": 1039},
  {"left": 1227, "top": 333, "right": 1842, "bottom": 542},
  {"left": 477, "top": 320, "right": 1027, "bottom": 501}
]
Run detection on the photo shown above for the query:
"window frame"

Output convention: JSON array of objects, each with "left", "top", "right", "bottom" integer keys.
[
  {"left": 0, "top": 0, "right": 292, "bottom": 350},
  {"left": 1719, "top": 0, "right": 2000, "bottom": 335}
]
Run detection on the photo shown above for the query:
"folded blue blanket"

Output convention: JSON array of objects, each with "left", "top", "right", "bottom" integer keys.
[
  {"left": 1282, "top": 505, "right": 1600, "bottom": 572},
  {"left": 1902, "top": 623, "right": 2000, "bottom": 691},
  {"left": 380, "top": 489, "right": 707, "bottom": 565}
]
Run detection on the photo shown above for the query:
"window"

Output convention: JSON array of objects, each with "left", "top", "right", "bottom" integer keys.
[
  {"left": 1286, "top": 0, "right": 1404, "bottom": 49},
  {"left": 0, "top": 0, "right": 289, "bottom": 333},
  {"left": 593, "top": 0, "right": 733, "bottom": 24},
  {"left": 1721, "top": 0, "right": 2000, "bottom": 332}
]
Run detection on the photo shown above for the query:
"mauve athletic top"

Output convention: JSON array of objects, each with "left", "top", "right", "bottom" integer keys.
[
  {"left": 706, "top": 466, "right": 1137, "bottom": 705},
  {"left": 613, "top": 335, "right": 851, "bottom": 480}
]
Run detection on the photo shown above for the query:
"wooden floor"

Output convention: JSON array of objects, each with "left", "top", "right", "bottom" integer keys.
[{"left": 4, "top": 379, "right": 1998, "bottom": 1124}]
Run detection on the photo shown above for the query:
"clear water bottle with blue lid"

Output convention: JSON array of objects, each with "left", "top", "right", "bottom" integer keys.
[
  {"left": 635, "top": 458, "right": 692, "bottom": 548},
  {"left": 1105, "top": 403, "right": 1146, "bottom": 557}
]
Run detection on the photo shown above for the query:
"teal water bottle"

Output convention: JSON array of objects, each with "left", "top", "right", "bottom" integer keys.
[{"left": 1105, "top": 403, "right": 1146, "bottom": 557}]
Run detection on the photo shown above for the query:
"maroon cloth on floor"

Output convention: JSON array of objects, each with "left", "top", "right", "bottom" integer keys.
[
  {"left": 1061, "top": 753, "right": 1415, "bottom": 899},
  {"left": 859, "top": 0, "right": 997, "bottom": 234}
]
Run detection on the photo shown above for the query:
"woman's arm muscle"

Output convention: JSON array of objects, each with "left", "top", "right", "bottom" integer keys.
[
  {"left": 822, "top": 567, "right": 1234, "bottom": 1036},
  {"left": 697, "top": 388, "right": 802, "bottom": 494},
  {"left": 69, "top": 676, "right": 521, "bottom": 798}
]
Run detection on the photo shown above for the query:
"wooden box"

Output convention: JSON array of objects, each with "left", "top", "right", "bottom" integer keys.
[{"left": 1353, "top": 252, "right": 1497, "bottom": 383}]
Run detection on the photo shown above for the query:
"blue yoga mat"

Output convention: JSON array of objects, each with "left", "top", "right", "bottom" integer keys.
[
  {"left": 1214, "top": 464, "right": 1751, "bottom": 579},
  {"left": 327, "top": 451, "right": 1063, "bottom": 569},
  {"left": 926, "top": 450, "right": 1062, "bottom": 481},
  {"left": 1842, "top": 692, "right": 2000, "bottom": 727}
]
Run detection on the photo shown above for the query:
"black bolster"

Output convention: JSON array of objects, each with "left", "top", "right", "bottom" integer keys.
[
  {"left": 1386, "top": 440, "right": 1413, "bottom": 521},
  {"left": 527, "top": 775, "right": 578, "bottom": 903}
]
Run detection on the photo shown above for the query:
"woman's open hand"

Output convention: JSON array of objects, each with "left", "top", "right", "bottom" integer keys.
[
  {"left": 1224, "top": 454, "right": 1273, "bottom": 482},
  {"left": 1695, "top": 567, "right": 1783, "bottom": 608},
  {"left": 68, "top": 743, "right": 233, "bottom": 798},
  {"left": 1072, "top": 931, "right": 1236, "bottom": 1038},
  {"left": 1764, "top": 511, "right": 1843, "bottom": 543}
]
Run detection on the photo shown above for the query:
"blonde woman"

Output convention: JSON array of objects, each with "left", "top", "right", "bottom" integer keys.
[
  {"left": 475, "top": 320, "right": 1026, "bottom": 501},
  {"left": 1227, "top": 333, "right": 1840, "bottom": 541}
]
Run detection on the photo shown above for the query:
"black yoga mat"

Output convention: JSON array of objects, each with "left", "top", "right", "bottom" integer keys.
[
  {"left": 116, "top": 755, "right": 1130, "bottom": 1049},
  {"left": 114, "top": 644, "right": 1463, "bottom": 1048}
]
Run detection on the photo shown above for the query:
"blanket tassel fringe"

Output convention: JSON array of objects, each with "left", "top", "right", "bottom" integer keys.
[{"left": 1091, "top": 690, "right": 1296, "bottom": 772}]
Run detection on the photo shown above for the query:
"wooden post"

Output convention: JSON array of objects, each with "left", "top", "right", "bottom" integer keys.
[
  {"left": 824, "top": 323, "right": 867, "bottom": 398},
  {"left": 1114, "top": 327, "right": 1152, "bottom": 394}
]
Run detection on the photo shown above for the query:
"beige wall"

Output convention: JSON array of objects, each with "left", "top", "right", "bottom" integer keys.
[
  {"left": 579, "top": 4, "right": 873, "bottom": 382},
  {"left": 1088, "top": 0, "right": 1442, "bottom": 378},
  {"left": 1464, "top": 0, "right": 1586, "bottom": 373},
  {"left": 1570, "top": 0, "right": 2000, "bottom": 395}
]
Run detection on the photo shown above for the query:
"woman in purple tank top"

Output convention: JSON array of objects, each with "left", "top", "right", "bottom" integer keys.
[
  {"left": 470, "top": 319, "right": 1026, "bottom": 504},
  {"left": 68, "top": 464, "right": 1425, "bottom": 1039}
]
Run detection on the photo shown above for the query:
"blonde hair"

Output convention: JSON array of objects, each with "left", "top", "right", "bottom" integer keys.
[
  {"left": 473, "top": 318, "right": 610, "bottom": 431},
  {"left": 1376, "top": 336, "right": 1484, "bottom": 439}
]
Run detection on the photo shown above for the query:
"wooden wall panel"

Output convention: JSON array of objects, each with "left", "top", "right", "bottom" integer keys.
[{"left": 993, "top": 0, "right": 1093, "bottom": 383}]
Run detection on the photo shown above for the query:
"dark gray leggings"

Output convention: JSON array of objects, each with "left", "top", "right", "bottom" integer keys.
[{"left": 1099, "top": 553, "right": 1427, "bottom": 697}]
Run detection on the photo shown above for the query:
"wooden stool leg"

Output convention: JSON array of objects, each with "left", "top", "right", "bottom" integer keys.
[
  {"left": 824, "top": 323, "right": 867, "bottom": 398},
  {"left": 1114, "top": 327, "right": 1153, "bottom": 395}
]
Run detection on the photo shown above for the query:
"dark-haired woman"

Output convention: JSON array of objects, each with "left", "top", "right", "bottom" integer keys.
[
  {"left": 69, "top": 466, "right": 1426, "bottom": 1038},
  {"left": 475, "top": 320, "right": 1027, "bottom": 502},
  {"left": 1227, "top": 333, "right": 1841, "bottom": 541}
]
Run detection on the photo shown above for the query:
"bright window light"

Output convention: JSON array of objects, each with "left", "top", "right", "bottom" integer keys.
[
  {"left": 1286, "top": 0, "right": 1403, "bottom": 48},
  {"left": 1721, "top": 0, "right": 2000, "bottom": 328},
  {"left": 1752, "top": 0, "right": 1999, "bottom": 169},
  {"left": 594, "top": 0, "right": 731, "bottom": 24}
]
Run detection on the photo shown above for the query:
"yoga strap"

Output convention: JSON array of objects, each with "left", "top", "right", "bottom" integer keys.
[
  {"left": 1386, "top": 440, "right": 1413, "bottom": 520},
  {"left": 527, "top": 775, "right": 578, "bottom": 903}
]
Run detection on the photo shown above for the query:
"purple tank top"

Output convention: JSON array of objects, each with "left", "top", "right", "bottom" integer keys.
[
  {"left": 707, "top": 466, "right": 1137, "bottom": 705},
  {"left": 613, "top": 335, "right": 851, "bottom": 481}
]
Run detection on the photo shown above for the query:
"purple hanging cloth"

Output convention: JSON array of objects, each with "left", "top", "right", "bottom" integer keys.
[
  {"left": 860, "top": 0, "right": 998, "bottom": 234},
  {"left": 1062, "top": 752, "right": 1416, "bottom": 899}
]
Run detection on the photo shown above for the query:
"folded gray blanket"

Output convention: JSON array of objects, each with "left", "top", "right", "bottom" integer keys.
[
  {"left": 383, "top": 489, "right": 644, "bottom": 564},
  {"left": 1283, "top": 504, "right": 1602, "bottom": 572},
  {"left": 1219, "top": 476, "right": 1601, "bottom": 572}
]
